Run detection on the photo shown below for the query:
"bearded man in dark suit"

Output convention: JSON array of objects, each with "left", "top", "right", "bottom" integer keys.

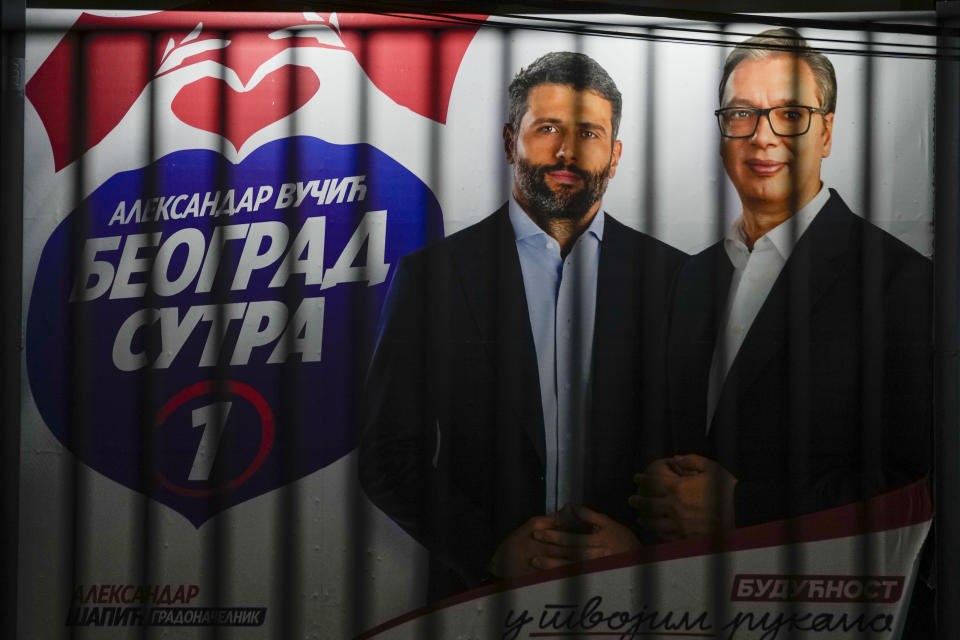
[{"left": 360, "top": 51, "right": 685, "bottom": 600}]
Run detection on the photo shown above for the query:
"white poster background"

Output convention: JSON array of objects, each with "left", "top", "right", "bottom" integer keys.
[{"left": 19, "top": 10, "right": 935, "bottom": 639}]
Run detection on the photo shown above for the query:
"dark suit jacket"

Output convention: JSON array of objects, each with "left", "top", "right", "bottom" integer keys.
[
  {"left": 667, "top": 190, "right": 932, "bottom": 527},
  {"left": 359, "top": 205, "right": 685, "bottom": 599}
]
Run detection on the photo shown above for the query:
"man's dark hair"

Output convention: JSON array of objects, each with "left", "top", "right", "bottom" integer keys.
[{"left": 507, "top": 51, "right": 622, "bottom": 139}]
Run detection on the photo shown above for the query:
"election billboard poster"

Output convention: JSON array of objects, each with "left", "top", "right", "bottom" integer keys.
[{"left": 19, "top": 8, "right": 935, "bottom": 639}]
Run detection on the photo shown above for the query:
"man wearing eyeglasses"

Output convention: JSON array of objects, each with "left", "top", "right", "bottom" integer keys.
[{"left": 631, "top": 28, "right": 931, "bottom": 541}]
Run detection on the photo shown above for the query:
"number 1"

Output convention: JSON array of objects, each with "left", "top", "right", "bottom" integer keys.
[{"left": 189, "top": 402, "right": 232, "bottom": 481}]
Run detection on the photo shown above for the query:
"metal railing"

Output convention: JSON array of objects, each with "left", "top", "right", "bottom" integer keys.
[{"left": 2, "top": 5, "right": 957, "bottom": 639}]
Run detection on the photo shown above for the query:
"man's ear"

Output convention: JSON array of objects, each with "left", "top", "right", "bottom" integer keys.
[
  {"left": 821, "top": 112, "right": 834, "bottom": 159},
  {"left": 608, "top": 139, "right": 623, "bottom": 178},
  {"left": 503, "top": 124, "right": 516, "bottom": 164}
]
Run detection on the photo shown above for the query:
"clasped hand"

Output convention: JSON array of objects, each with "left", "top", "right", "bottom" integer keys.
[
  {"left": 488, "top": 504, "right": 640, "bottom": 579},
  {"left": 629, "top": 454, "right": 737, "bottom": 541}
]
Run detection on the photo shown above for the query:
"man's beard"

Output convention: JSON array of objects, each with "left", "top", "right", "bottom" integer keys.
[{"left": 514, "top": 157, "right": 612, "bottom": 222}]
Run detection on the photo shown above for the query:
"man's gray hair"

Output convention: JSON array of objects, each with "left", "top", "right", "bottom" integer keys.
[
  {"left": 507, "top": 51, "right": 622, "bottom": 139},
  {"left": 719, "top": 27, "right": 837, "bottom": 114}
]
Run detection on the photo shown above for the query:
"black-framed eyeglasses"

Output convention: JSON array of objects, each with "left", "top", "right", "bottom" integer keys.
[{"left": 714, "top": 105, "right": 829, "bottom": 138}]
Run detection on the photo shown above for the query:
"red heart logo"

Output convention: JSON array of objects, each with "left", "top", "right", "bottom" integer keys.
[{"left": 171, "top": 65, "right": 320, "bottom": 150}]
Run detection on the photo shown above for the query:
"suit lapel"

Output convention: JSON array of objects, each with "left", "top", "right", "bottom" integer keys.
[
  {"left": 592, "top": 215, "right": 632, "bottom": 415},
  {"left": 451, "top": 206, "right": 546, "bottom": 465},
  {"left": 710, "top": 192, "right": 855, "bottom": 436},
  {"left": 669, "top": 244, "right": 733, "bottom": 453},
  {"left": 588, "top": 216, "right": 637, "bottom": 487}
]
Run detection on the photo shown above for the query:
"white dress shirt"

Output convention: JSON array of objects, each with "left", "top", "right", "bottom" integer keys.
[
  {"left": 706, "top": 185, "right": 831, "bottom": 429},
  {"left": 508, "top": 197, "right": 603, "bottom": 513}
]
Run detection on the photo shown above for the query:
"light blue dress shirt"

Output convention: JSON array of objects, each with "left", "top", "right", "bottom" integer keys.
[{"left": 508, "top": 197, "right": 604, "bottom": 514}]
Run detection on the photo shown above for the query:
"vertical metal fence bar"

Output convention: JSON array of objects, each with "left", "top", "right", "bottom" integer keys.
[
  {"left": 565, "top": 22, "right": 585, "bottom": 614},
  {"left": 641, "top": 28, "right": 656, "bottom": 240},
  {"left": 207, "top": 26, "right": 230, "bottom": 640},
  {"left": 784, "top": 40, "right": 806, "bottom": 640},
  {"left": 136, "top": 26, "right": 159, "bottom": 640},
  {"left": 276, "top": 28, "right": 302, "bottom": 640},
  {"left": 424, "top": 24, "right": 442, "bottom": 640},
  {"left": 491, "top": 23, "right": 512, "bottom": 637},
  {"left": 709, "top": 24, "right": 730, "bottom": 640},
  {"left": 934, "top": 5, "right": 960, "bottom": 640},
  {"left": 0, "top": 0, "right": 23, "bottom": 636},
  {"left": 348, "top": 25, "right": 370, "bottom": 638},
  {"left": 857, "top": 28, "right": 879, "bottom": 636},
  {"left": 636, "top": 24, "right": 658, "bottom": 630},
  {"left": 66, "top": 27, "right": 90, "bottom": 640},
  {"left": 501, "top": 25, "right": 514, "bottom": 207}
]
